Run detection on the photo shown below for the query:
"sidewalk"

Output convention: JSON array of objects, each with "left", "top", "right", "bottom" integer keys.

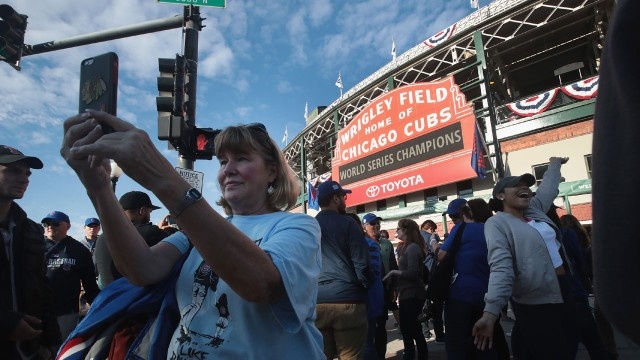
[{"left": 383, "top": 313, "right": 640, "bottom": 359}]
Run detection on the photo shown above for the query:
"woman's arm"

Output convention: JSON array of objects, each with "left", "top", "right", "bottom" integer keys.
[
  {"left": 530, "top": 157, "right": 568, "bottom": 212},
  {"left": 482, "top": 219, "right": 515, "bottom": 317}
]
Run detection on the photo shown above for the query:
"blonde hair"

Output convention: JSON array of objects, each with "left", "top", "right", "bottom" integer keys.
[{"left": 214, "top": 125, "right": 299, "bottom": 215}]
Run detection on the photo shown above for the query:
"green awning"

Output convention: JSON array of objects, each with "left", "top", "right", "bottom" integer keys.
[{"left": 557, "top": 179, "right": 591, "bottom": 196}]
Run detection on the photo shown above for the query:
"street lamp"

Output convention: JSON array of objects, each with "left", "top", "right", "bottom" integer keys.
[{"left": 110, "top": 160, "right": 123, "bottom": 192}]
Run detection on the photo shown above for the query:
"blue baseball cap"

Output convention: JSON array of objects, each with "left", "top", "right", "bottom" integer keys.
[
  {"left": 443, "top": 198, "right": 468, "bottom": 216},
  {"left": 85, "top": 217, "right": 100, "bottom": 226},
  {"left": 41, "top": 211, "right": 70, "bottom": 224},
  {"left": 317, "top": 180, "right": 352, "bottom": 201},
  {"left": 362, "top": 213, "right": 382, "bottom": 225}
]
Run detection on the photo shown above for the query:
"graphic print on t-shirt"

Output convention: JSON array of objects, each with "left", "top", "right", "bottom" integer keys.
[
  {"left": 171, "top": 237, "right": 263, "bottom": 359},
  {"left": 210, "top": 294, "right": 230, "bottom": 347},
  {"left": 176, "top": 260, "right": 220, "bottom": 347}
]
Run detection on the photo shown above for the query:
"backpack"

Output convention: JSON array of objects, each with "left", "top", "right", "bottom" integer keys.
[{"left": 422, "top": 249, "right": 435, "bottom": 284}]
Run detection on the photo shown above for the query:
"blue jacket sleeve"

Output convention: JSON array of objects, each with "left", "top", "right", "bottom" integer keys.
[{"left": 347, "top": 221, "right": 371, "bottom": 289}]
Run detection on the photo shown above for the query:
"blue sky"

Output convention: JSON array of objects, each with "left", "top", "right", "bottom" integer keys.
[{"left": 1, "top": 0, "right": 477, "bottom": 239}]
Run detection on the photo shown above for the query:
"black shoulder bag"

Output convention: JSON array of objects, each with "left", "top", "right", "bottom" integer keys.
[{"left": 425, "top": 222, "right": 466, "bottom": 303}]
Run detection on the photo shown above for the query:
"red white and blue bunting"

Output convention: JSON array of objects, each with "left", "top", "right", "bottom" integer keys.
[
  {"left": 560, "top": 76, "right": 598, "bottom": 100},
  {"left": 506, "top": 76, "right": 599, "bottom": 118},
  {"left": 506, "top": 89, "right": 559, "bottom": 117},
  {"left": 423, "top": 24, "right": 457, "bottom": 48}
]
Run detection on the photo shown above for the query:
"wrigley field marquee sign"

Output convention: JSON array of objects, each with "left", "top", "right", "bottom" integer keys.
[{"left": 331, "top": 76, "right": 479, "bottom": 206}]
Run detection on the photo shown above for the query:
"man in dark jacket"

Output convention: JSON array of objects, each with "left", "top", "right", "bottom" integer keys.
[
  {"left": 0, "top": 145, "right": 61, "bottom": 360},
  {"left": 43, "top": 211, "right": 100, "bottom": 341},
  {"left": 314, "top": 180, "right": 371, "bottom": 360},
  {"left": 94, "top": 191, "right": 168, "bottom": 288},
  {"left": 362, "top": 212, "right": 398, "bottom": 359}
]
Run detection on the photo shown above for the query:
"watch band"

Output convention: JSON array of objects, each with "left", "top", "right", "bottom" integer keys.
[{"left": 172, "top": 188, "right": 203, "bottom": 218}]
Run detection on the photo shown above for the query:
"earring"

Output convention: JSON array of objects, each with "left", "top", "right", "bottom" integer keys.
[{"left": 267, "top": 183, "right": 275, "bottom": 195}]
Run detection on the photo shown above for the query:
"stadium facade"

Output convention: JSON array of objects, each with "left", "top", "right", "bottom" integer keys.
[{"left": 283, "top": 0, "right": 612, "bottom": 235}]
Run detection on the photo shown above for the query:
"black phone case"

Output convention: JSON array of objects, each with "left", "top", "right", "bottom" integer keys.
[{"left": 79, "top": 52, "right": 118, "bottom": 116}]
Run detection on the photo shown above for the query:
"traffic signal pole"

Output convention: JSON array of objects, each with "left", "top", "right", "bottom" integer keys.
[{"left": 178, "top": 6, "right": 202, "bottom": 170}]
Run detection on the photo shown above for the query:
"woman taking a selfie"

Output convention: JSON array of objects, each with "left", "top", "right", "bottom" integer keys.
[{"left": 60, "top": 111, "right": 323, "bottom": 359}]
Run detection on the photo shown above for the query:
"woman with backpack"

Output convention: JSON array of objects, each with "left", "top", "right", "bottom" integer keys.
[{"left": 439, "top": 198, "right": 509, "bottom": 360}]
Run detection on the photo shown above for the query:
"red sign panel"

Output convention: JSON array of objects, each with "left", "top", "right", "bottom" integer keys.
[{"left": 332, "top": 76, "right": 478, "bottom": 206}]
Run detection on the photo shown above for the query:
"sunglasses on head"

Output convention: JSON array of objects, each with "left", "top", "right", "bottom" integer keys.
[
  {"left": 244, "top": 123, "right": 269, "bottom": 136},
  {"left": 43, "top": 222, "right": 61, "bottom": 227}
]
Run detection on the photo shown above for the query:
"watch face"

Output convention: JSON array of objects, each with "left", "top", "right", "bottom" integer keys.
[{"left": 187, "top": 188, "right": 203, "bottom": 200}]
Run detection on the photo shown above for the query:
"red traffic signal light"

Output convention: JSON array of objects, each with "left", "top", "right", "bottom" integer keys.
[{"left": 193, "top": 127, "right": 220, "bottom": 160}]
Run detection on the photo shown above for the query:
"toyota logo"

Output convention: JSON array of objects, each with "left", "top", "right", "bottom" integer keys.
[{"left": 366, "top": 186, "right": 380, "bottom": 197}]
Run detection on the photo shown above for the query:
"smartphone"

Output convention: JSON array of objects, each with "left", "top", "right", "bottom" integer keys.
[
  {"left": 79, "top": 52, "right": 118, "bottom": 133},
  {"left": 167, "top": 215, "right": 179, "bottom": 227}
]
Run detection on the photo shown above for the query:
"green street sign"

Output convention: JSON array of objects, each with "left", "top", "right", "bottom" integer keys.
[{"left": 158, "top": 0, "right": 225, "bottom": 8}]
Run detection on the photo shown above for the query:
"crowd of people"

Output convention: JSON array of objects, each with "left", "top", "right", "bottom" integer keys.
[{"left": 0, "top": 133, "right": 618, "bottom": 360}]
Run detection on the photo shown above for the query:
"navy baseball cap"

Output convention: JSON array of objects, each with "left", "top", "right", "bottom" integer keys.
[
  {"left": 85, "top": 217, "right": 100, "bottom": 226},
  {"left": 0, "top": 145, "right": 43, "bottom": 169},
  {"left": 492, "top": 173, "right": 536, "bottom": 198},
  {"left": 362, "top": 213, "right": 382, "bottom": 225},
  {"left": 317, "top": 181, "right": 352, "bottom": 201},
  {"left": 443, "top": 198, "right": 468, "bottom": 216},
  {"left": 42, "top": 211, "right": 70, "bottom": 224}
]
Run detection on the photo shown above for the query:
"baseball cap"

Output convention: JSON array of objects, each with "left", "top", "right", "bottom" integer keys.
[
  {"left": 0, "top": 145, "right": 43, "bottom": 169},
  {"left": 317, "top": 180, "right": 352, "bottom": 201},
  {"left": 42, "top": 211, "right": 70, "bottom": 224},
  {"left": 492, "top": 173, "right": 536, "bottom": 198},
  {"left": 85, "top": 217, "right": 100, "bottom": 226},
  {"left": 362, "top": 213, "right": 382, "bottom": 225},
  {"left": 443, "top": 198, "right": 468, "bottom": 216},
  {"left": 119, "top": 191, "right": 161, "bottom": 210}
]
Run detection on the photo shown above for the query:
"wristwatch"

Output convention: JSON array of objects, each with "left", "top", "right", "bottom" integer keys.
[{"left": 173, "top": 188, "right": 203, "bottom": 218}]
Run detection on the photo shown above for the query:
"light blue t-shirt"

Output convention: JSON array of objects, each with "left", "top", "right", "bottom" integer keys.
[{"left": 162, "top": 212, "right": 324, "bottom": 359}]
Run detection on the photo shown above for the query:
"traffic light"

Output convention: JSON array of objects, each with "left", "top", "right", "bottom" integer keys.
[
  {"left": 193, "top": 127, "right": 220, "bottom": 160},
  {"left": 182, "top": 27, "right": 198, "bottom": 128},
  {"left": 0, "top": 4, "right": 27, "bottom": 70},
  {"left": 156, "top": 55, "right": 186, "bottom": 144}
]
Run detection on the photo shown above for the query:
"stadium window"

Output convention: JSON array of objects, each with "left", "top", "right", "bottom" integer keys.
[
  {"left": 424, "top": 188, "right": 438, "bottom": 203},
  {"left": 457, "top": 180, "right": 473, "bottom": 198},
  {"left": 398, "top": 195, "right": 407, "bottom": 208},
  {"left": 584, "top": 154, "right": 592, "bottom": 179},
  {"left": 356, "top": 204, "right": 365, "bottom": 214},
  {"left": 377, "top": 199, "right": 387, "bottom": 211},
  {"left": 532, "top": 163, "right": 549, "bottom": 185}
]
